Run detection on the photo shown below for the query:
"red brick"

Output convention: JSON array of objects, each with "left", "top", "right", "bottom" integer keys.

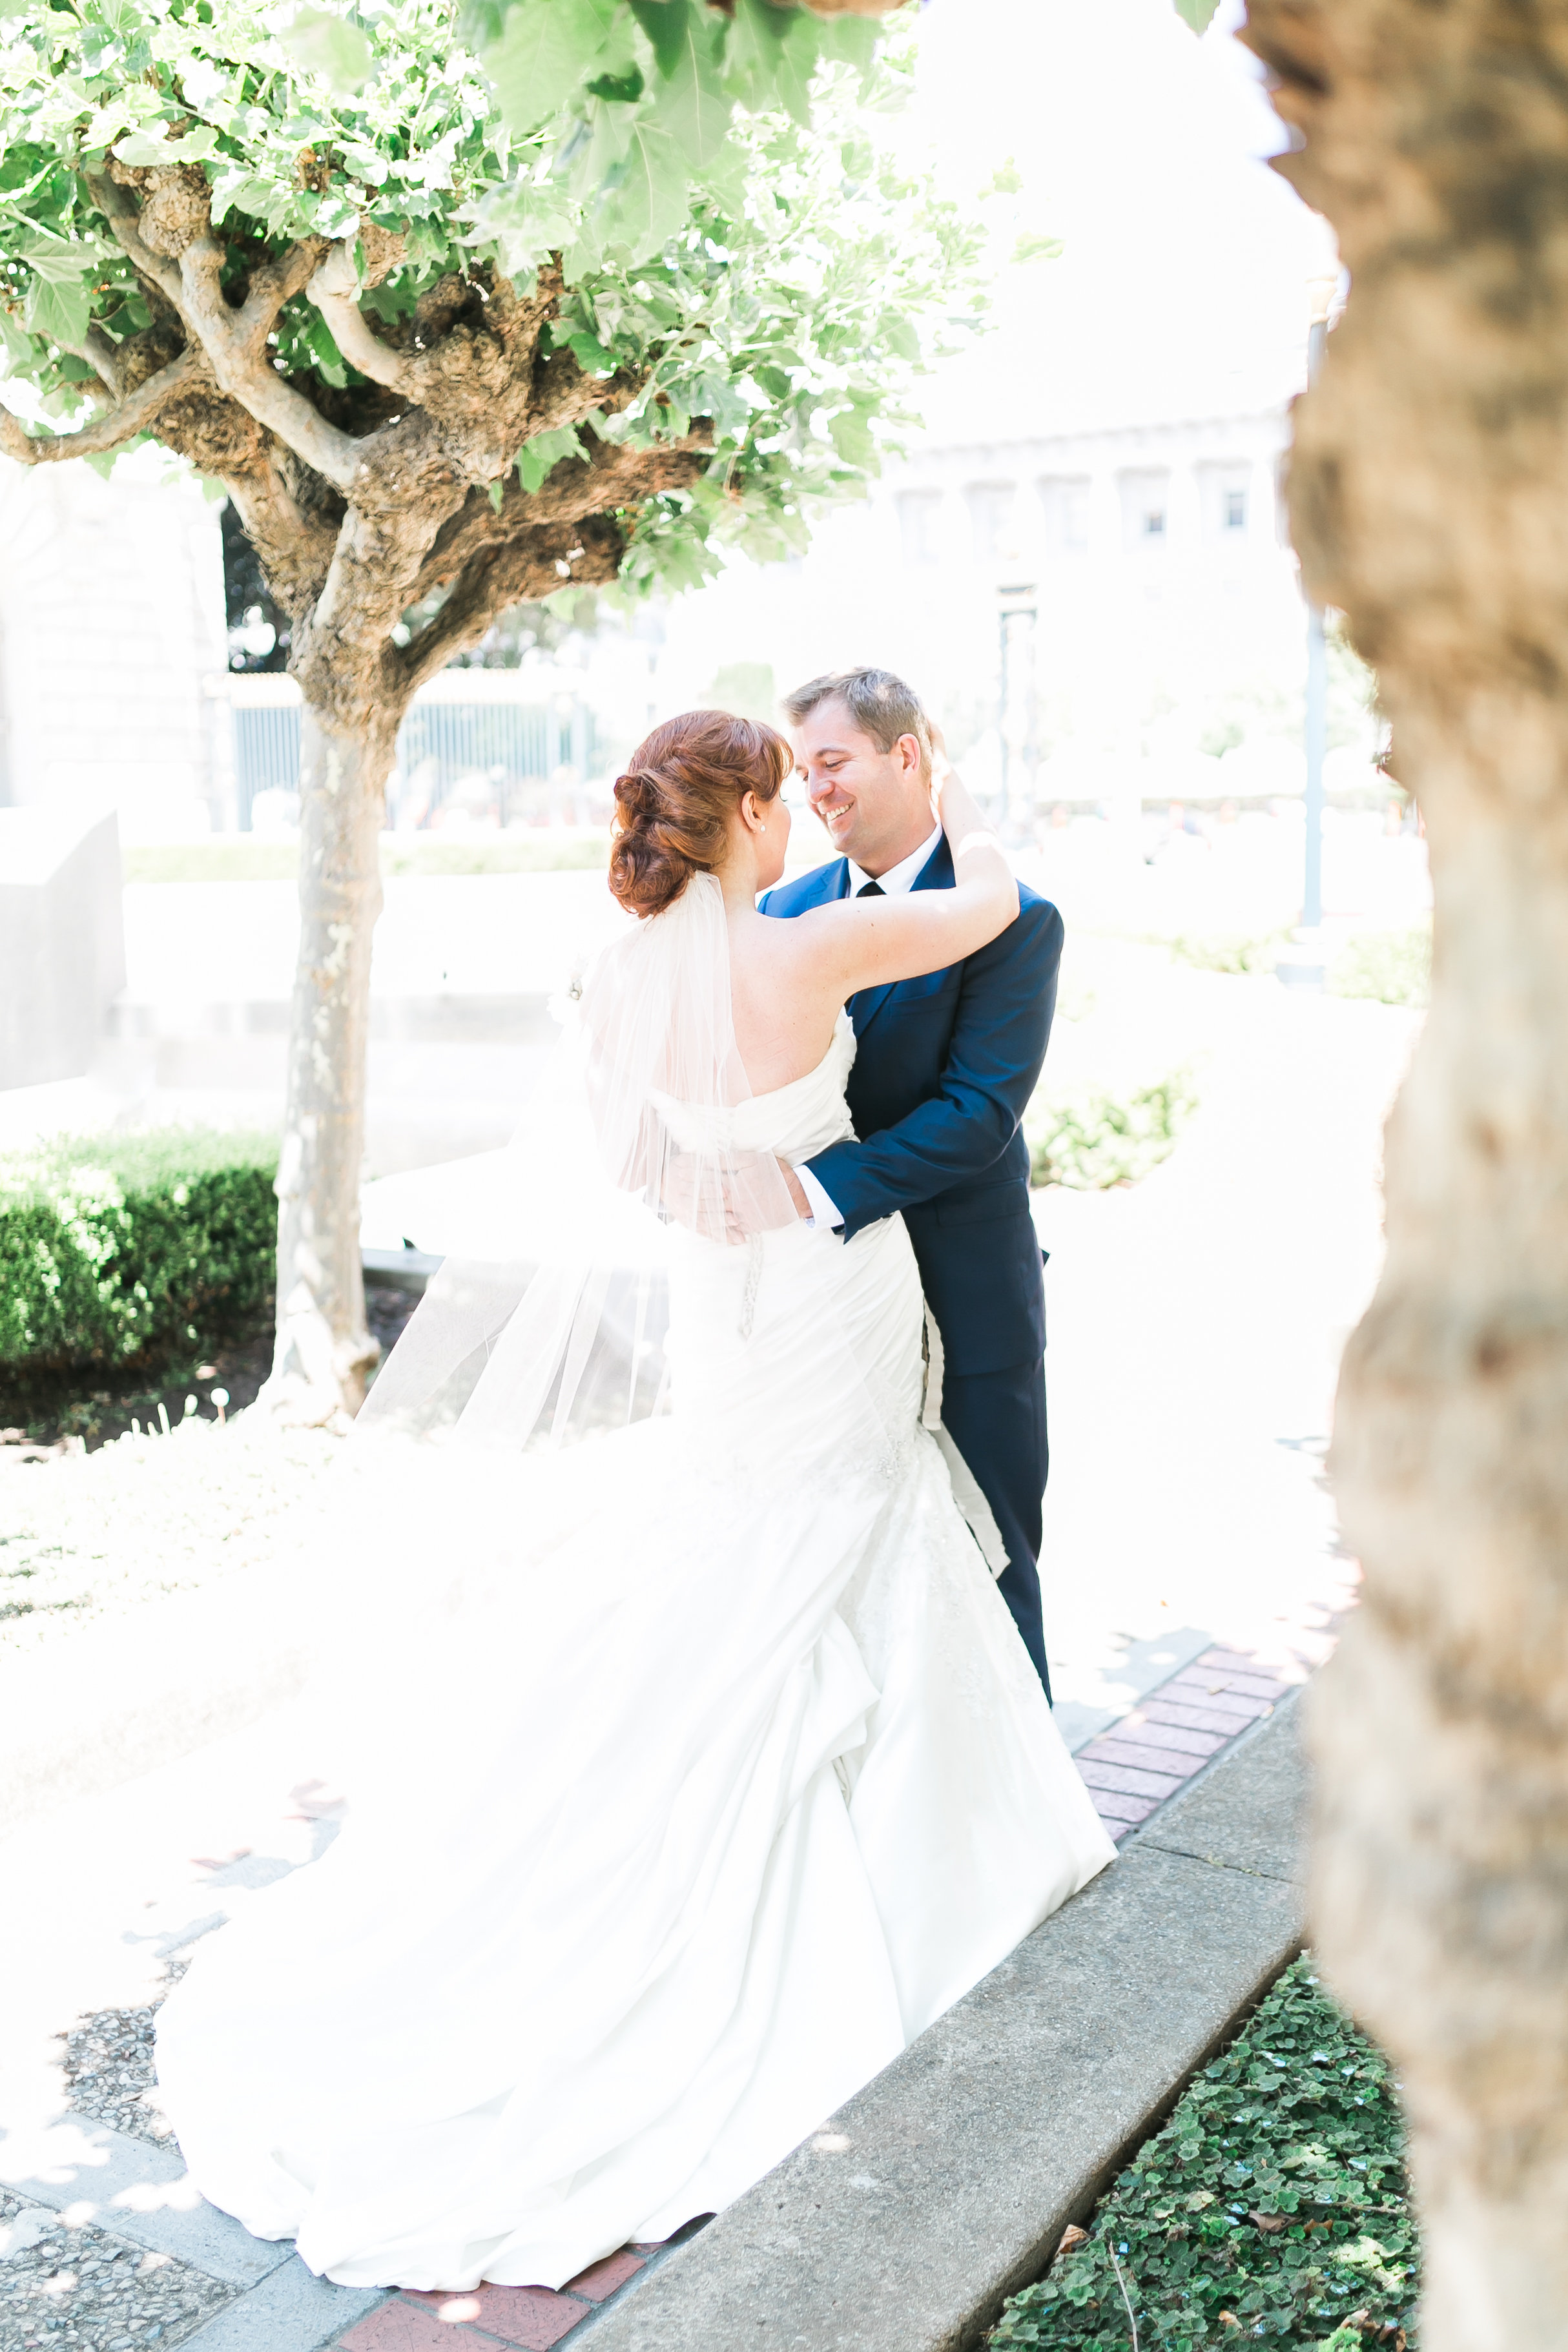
[
  {"left": 456, "top": 2287, "right": 592, "bottom": 2348},
  {"left": 338, "top": 2303, "right": 494, "bottom": 2351},
  {"left": 1141, "top": 1698, "right": 1265, "bottom": 1738},
  {"left": 563, "top": 2250, "right": 645, "bottom": 2303},
  {"left": 1106, "top": 1715, "right": 1226, "bottom": 1760},
  {"left": 1162, "top": 1684, "right": 1275, "bottom": 1720},
  {"left": 1081, "top": 1740, "right": 1203, "bottom": 1768},
  {"left": 1170, "top": 1666, "right": 1288, "bottom": 1703},
  {"left": 1078, "top": 1736, "right": 1205, "bottom": 1779},
  {"left": 1194, "top": 1647, "right": 1306, "bottom": 1684},
  {"left": 1076, "top": 1757, "right": 1184, "bottom": 1801},
  {"left": 1088, "top": 1786, "right": 1158, "bottom": 1826}
]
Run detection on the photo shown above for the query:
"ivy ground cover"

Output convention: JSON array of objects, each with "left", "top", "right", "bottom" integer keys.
[{"left": 989, "top": 1958, "right": 1418, "bottom": 2351}]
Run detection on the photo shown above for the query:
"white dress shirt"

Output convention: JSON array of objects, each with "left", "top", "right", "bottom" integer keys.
[{"left": 794, "top": 826, "right": 943, "bottom": 1230}]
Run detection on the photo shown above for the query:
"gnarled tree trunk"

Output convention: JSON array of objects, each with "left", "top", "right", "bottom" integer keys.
[{"left": 1246, "top": 2, "right": 1568, "bottom": 2339}]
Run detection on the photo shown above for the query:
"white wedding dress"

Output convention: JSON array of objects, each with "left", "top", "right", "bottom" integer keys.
[{"left": 156, "top": 995, "right": 1114, "bottom": 2294}]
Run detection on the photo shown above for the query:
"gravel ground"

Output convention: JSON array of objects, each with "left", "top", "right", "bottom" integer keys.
[
  {"left": 57, "top": 1964, "right": 189, "bottom": 2148},
  {"left": 0, "top": 2189, "right": 234, "bottom": 2351},
  {"left": 0, "top": 1412, "right": 341, "bottom": 1660}
]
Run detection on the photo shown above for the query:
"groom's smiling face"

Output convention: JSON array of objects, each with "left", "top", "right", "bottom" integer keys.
[{"left": 789, "top": 697, "right": 931, "bottom": 879}]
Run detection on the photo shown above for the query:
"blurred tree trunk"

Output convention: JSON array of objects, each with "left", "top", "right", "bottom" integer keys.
[{"left": 1245, "top": 1, "right": 1568, "bottom": 2339}]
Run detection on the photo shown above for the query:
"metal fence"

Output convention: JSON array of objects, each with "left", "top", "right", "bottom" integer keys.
[{"left": 231, "top": 695, "right": 597, "bottom": 831}]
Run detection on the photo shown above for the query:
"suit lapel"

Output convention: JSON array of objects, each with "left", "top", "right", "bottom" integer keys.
[{"left": 850, "top": 836, "right": 954, "bottom": 1040}]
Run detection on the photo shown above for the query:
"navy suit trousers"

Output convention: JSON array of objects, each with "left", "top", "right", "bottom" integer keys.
[{"left": 938, "top": 1356, "right": 1051, "bottom": 1702}]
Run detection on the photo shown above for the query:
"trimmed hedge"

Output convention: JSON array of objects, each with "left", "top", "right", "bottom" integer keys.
[
  {"left": 1026, "top": 1070, "right": 1199, "bottom": 1191},
  {"left": 0, "top": 1128, "right": 278, "bottom": 1376},
  {"left": 989, "top": 1957, "right": 1418, "bottom": 2351}
]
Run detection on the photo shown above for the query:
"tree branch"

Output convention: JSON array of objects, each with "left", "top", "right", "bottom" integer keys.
[
  {"left": 238, "top": 238, "right": 330, "bottom": 356},
  {"left": 178, "top": 234, "right": 363, "bottom": 495},
  {"left": 223, "top": 451, "right": 341, "bottom": 619},
  {"left": 305, "top": 242, "right": 417, "bottom": 396},
  {"left": 87, "top": 171, "right": 186, "bottom": 313},
  {"left": 407, "top": 435, "right": 711, "bottom": 605},
  {"left": 395, "top": 517, "right": 625, "bottom": 692},
  {"left": 70, "top": 329, "right": 124, "bottom": 396},
  {"left": 0, "top": 347, "right": 204, "bottom": 464}
]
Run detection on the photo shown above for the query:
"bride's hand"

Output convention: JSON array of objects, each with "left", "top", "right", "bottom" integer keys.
[{"left": 927, "top": 717, "right": 953, "bottom": 797}]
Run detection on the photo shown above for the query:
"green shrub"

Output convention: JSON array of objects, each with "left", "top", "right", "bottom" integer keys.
[
  {"left": 1328, "top": 924, "right": 1430, "bottom": 1008},
  {"left": 0, "top": 1129, "right": 278, "bottom": 1377},
  {"left": 1027, "top": 1071, "right": 1198, "bottom": 1190},
  {"left": 1164, "top": 929, "right": 1292, "bottom": 977},
  {"left": 989, "top": 1957, "right": 1418, "bottom": 2351}
]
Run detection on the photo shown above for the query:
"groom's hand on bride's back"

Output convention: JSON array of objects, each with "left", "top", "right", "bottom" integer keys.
[{"left": 778, "top": 1160, "right": 812, "bottom": 1220}]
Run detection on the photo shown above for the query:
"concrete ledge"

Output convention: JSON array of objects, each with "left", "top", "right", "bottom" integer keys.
[{"left": 582, "top": 1695, "right": 1306, "bottom": 2352}]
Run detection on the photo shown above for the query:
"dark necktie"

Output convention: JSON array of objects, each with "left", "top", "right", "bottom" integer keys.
[{"left": 847, "top": 878, "right": 883, "bottom": 1018}]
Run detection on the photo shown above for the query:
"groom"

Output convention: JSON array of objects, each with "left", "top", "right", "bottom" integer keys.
[{"left": 761, "top": 667, "right": 1062, "bottom": 1700}]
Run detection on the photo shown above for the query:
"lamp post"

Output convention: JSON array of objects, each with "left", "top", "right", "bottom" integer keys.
[{"left": 997, "top": 582, "right": 1039, "bottom": 841}]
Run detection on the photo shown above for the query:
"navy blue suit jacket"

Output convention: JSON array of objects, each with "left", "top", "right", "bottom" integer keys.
[{"left": 759, "top": 839, "right": 1060, "bottom": 1378}]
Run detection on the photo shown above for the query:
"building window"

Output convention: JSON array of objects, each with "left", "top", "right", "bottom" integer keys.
[
  {"left": 896, "top": 490, "right": 943, "bottom": 567},
  {"left": 1119, "top": 469, "right": 1171, "bottom": 553},
  {"left": 966, "top": 481, "right": 1019, "bottom": 564},
  {"left": 1199, "top": 463, "right": 1253, "bottom": 544},
  {"left": 1038, "top": 476, "right": 1090, "bottom": 556}
]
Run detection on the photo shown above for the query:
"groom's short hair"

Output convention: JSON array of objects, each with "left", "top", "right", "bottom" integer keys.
[{"left": 783, "top": 668, "right": 932, "bottom": 781}]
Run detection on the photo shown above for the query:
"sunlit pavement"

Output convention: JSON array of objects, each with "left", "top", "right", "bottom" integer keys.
[{"left": 1036, "top": 947, "right": 1418, "bottom": 1744}]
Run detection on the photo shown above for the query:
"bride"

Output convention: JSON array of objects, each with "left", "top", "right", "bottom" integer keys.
[{"left": 154, "top": 708, "right": 1115, "bottom": 2294}]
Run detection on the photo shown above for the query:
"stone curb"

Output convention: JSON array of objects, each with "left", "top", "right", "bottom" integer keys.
[{"left": 575, "top": 1691, "right": 1307, "bottom": 2352}]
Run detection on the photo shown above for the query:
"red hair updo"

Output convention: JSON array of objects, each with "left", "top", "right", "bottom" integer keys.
[{"left": 609, "top": 710, "right": 791, "bottom": 918}]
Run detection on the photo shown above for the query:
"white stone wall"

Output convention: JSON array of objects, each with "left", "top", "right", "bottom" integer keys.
[
  {"left": 0, "top": 448, "right": 229, "bottom": 831},
  {"left": 654, "top": 403, "right": 1306, "bottom": 793}
]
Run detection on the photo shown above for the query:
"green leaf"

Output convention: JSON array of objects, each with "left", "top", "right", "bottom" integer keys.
[
  {"left": 487, "top": 477, "right": 506, "bottom": 511},
  {"left": 563, "top": 327, "right": 617, "bottom": 373},
  {"left": 661, "top": 6, "right": 732, "bottom": 167},
  {"left": 300, "top": 310, "right": 349, "bottom": 388},
  {"left": 1173, "top": 0, "right": 1221, "bottom": 26},
  {"left": 827, "top": 397, "right": 876, "bottom": 469},
  {"left": 467, "top": 176, "right": 581, "bottom": 277},
  {"left": 14, "top": 227, "right": 112, "bottom": 285},
  {"left": 814, "top": 12, "right": 878, "bottom": 76},
  {"left": 278, "top": 6, "right": 376, "bottom": 97},
  {"left": 1012, "top": 228, "right": 1062, "bottom": 265},
  {"left": 592, "top": 115, "right": 690, "bottom": 255},
  {"left": 483, "top": 0, "right": 621, "bottom": 132},
  {"left": 727, "top": 0, "right": 818, "bottom": 123},
  {"left": 112, "top": 123, "right": 220, "bottom": 165},
  {"left": 0, "top": 309, "right": 34, "bottom": 377},
  {"left": 628, "top": 0, "right": 690, "bottom": 80},
  {"left": 25, "top": 271, "right": 91, "bottom": 348},
  {"left": 515, "top": 420, "right": 588, "bottom": 492}
]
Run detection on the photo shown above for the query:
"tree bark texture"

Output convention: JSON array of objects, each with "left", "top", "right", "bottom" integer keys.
[
  {"left": 1244, "top": 3, "right": 1568, "bottom": 2340},
  {"left": 271, "top": 708, "right": 390, "bottom": 1418}
]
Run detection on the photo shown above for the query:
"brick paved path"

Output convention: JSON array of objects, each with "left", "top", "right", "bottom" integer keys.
[{"left": 340, "top": 2247, "right": 668, "bottom": 2351}]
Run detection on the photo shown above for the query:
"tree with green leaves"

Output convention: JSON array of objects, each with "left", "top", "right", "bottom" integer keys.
[{"left": 0, "top": 0, "right": 979, "bottom": 1419}]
